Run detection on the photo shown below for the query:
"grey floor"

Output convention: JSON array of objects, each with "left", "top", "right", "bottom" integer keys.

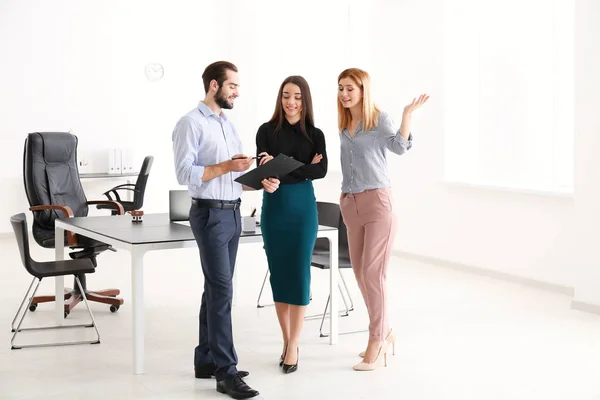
[{"left": 1, "top": 236, "right": 599, "bottom": 400}]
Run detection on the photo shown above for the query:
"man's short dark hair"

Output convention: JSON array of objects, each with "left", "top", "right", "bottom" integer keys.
[{"left": 202, "top": 61, "right": 238, "bottom": 93}]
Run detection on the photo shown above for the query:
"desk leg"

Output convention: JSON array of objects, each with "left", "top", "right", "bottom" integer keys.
[
  {"left": 328, "top": 232, "right": 339, "bottom": 345},
  {"left": 55, "top": 226, "right": 65, "bottom": 325},
  {"left": 131, "top": 247, "right": 145, "bottom": 374}
]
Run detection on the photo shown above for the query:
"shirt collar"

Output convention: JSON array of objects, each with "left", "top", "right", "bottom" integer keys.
[
  {"left": 283, "top": 117, "right": 298, "bottom": 128},
  {"left": 197, "top": 101, "right": 228, "bottom": 121}
]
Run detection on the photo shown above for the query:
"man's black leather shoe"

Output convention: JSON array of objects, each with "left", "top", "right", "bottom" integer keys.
[
  {"left": 216, "top": 375, "right": 259, "bottom": 399},
  {"left": 195, "top": 363, "right": 249, "bottom": 379}
]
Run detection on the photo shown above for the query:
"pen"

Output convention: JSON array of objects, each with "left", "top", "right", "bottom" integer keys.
[{"left": 231, "top": 156, "right": 261, "bottom": 160}]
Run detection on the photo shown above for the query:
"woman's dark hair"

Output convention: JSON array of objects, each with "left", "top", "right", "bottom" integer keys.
[{"left": 269, "top": 75, "right": 314, "bottom": 141}]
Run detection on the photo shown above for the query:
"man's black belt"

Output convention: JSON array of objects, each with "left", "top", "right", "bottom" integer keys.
[{"left": 192, "top": 198, "right": 241, "bottom": 210}]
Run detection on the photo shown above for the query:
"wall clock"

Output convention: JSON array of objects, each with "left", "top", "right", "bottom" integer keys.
[{"left": 145, "top": 63, "right": 164, "bottom": 81}]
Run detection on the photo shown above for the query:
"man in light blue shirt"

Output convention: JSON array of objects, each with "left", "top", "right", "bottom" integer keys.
[{"left": 172, "top": 61, "right": 278, "bottom": 400}]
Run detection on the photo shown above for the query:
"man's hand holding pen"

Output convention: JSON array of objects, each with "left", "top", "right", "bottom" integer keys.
[{"left": 228, "top": 154, "right": 254, "bottom": 172}]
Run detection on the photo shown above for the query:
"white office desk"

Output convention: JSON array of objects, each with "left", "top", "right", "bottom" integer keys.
[{"left": 54, "top": 213, "right": 339, "bottom": 375}]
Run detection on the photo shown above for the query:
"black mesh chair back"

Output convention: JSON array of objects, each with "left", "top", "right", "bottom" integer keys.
[
  {"left": 99, "top": 155, "right": 154, "bottom": 213},
  {"left": 313, "top": 202, "right": 351, "bottom": 266},
  {"left": 131, "top": 156, "right": 153, "bottom": 210}
]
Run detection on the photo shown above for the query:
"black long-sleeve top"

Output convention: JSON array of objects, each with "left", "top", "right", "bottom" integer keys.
[{"left": 256, "top": 119, "right": 328, "bottom": 185}]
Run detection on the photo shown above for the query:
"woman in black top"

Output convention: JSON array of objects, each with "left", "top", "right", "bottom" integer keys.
[{"left": 256, "top": 76, "right": 327, "bottom": 373}]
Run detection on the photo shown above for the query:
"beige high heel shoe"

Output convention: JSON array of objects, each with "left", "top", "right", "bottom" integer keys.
[
  {"left": 359, "top": 329, "right": 395, "bottom": 357},
  {"left": 353, "top": 342, "right": 388, "bottom": 371}
]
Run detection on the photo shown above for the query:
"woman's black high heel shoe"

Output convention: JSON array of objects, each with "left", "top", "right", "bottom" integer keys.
[
  {"left": 282, "top": 347, "right": 299, "bottom": 374},
  {"left": 279, "top": 345, "right": 287, "bottom": 367}
]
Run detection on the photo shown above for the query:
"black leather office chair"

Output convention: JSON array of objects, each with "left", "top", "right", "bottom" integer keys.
[
  {"left": 10, "top": 213, "right": 100, "bottom": 349},
  {"left": 22, "top": 132, "right": 125, "bottom": 317},
  {"left": 255, "top": 202, "right": 355, "bottom": 337},
  {"left": 97, "top": 155, "right": 154, "bottom": 214}
]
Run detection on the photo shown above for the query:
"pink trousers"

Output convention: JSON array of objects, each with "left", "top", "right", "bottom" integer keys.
[{"left": 340, "top": 188, "right": 397, "bottom": 339}]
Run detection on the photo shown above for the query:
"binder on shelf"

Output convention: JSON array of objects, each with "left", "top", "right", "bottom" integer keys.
[
  {"left": 121, "top": 148, "right": 134, "bottom": 173},
  {"left": 108, "top": 148, "right": 122, "bottom": 174},
  {"left": 114, "top": 148, "right": 122, "bottom": 174},
  {"left": 108, "top": 148, "right": 116, "bottom": 174}
]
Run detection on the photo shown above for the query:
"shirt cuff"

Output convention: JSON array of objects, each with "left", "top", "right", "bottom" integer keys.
[
  {"left": 193, "top": 165, "right": 206, "bottom": 185},
  {"left": 396, "top": 132, "right": 413, "bottom": 149}
]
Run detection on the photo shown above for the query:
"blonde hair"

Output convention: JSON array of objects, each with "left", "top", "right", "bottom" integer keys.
[{"left": 337, "top": 68, "right": 381, "bottom": 132}]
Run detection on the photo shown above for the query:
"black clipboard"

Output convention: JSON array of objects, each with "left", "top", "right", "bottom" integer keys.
[{"left": 234, "top": 154, "right": 304, "bottom": 190}]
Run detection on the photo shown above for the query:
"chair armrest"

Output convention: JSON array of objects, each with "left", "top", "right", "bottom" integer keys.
[
  {"left": 102, "top": 183, "right": 135, "bottom": 195},
  {"left": 29, "top": 205, "right": 77, "bottom": 246},
  {"left": 87, "top": 200, "right": 125, "bottom": 215},
  {"left": 102, "top": 185, "right": 136, "bottom": 202},
  {"left": 112, "top": 187, "right": 136, "bottom": 192},
  {"left": 110, "top": 183, "right": 136, "bottom": 189},
  {"left": 29, "top": 205, "right": 74, "bottom": 218},
  {"left": 102, "top": 189, "right": 119, "bottom": 202}
]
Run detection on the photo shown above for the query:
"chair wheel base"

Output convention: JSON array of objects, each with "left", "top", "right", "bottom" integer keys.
[{"left": 109, "top": 305, "right": 120, "bottom": 313}]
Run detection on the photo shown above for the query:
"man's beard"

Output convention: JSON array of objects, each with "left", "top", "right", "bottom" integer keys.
[{"left": 215, "top": 86, "right": 234, "bottom": 109}]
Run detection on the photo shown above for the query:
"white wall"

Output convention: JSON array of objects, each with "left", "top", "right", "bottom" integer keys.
[
  {"left": 571, "top": 0, "right": 600, "bottom": 307},
  {"left": 1, "top": 0, "right": 598, "bottom": 307},
  {"left": 363, "top": 0, "right": 574, "bottom": 288},
  {"left": 369, "top": 0, "right": 597, "bottom": 307},
  {"left": 0, "top": 0, "right": 354, "bottom": 231},
  {"left": 0, "top": 0, "right": 234, "bottom": 230}
]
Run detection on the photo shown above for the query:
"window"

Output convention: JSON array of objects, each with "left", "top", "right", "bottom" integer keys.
[{"left": 443, "top": 0, "right": 574, "bottom": 195}]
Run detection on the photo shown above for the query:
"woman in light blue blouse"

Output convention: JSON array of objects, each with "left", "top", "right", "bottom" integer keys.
[{"left": 337, "top": 67, "right": 429, "bottom": 371}]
